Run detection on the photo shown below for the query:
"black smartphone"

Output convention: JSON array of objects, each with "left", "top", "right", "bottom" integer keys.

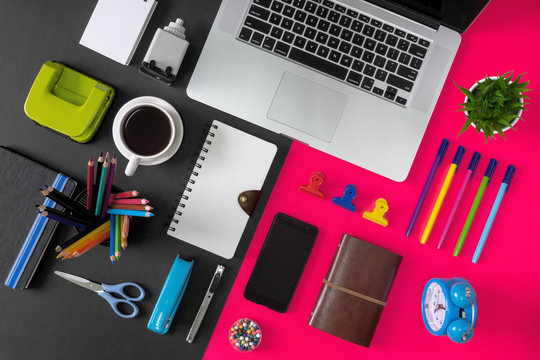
[{"left": 244, "top": 213, "right": 318, "bottom": 313}]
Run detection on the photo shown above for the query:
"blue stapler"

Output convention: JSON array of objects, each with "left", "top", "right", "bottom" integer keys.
[{"left": 147, "top": 255, "right": 194, "bottom": 334}]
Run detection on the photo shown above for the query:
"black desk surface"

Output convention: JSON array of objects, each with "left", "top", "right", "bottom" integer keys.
[{"left": 0, "top": 1, "right": 291, "bottom": 359}]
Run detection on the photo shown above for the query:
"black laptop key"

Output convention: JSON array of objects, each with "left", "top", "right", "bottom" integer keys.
[
  {"left": 346, "top": 71, "right": 363, "bottom": 86},
  {"left": 364, "top": 38, "right": 376, "bottom": 50},
  {"left": 396, "top": 96, "right": 407, "bottom": 105},
  {"left": 406, "top": 34, "right": 418, "bottom": 43},
  {"left": 293, "top": 0, "right": 306, "bottom": 7},
  {"left": 385, "top": 34, "right": 398, "bottom": 47},
  {"left": 271, "top": 26, "right": 284, "bottom": 39},
  {"left": 362, "top": 25, "right": 375, "bottom": 37},
  {"left": 282, "top": 18, "right": 294, "bottom": 29},
  {"left": 397, "top": 65, "right": 418, "bottom": 81},
  {"left": 382, "top": 24, "right": 394, "bottom": 32},
  {"left": 410, "top": 57, "right": 422, "bottom": 70},
  {"left": 363, "top": 64, "right": 376, "bottom": 77},
  {"left": 397, "top": 39, "right": 410, "bottom": 51},
  {"left": 384, "top": 86, "right": 397, "bottom": 100},
  {"left": 329, "top": 24, "right": 341, "bottom": 36},
  {"left": 398, "top": 52, "right": 411, "bottom": 65},
  {"left": 328, "top": 10, "right": 340, "bottom": 23},
  {"left": 294, "top": 10, "right": 307, "bottom": 22},
  {"left": 361, "top": 51, "right": 375, "bottom": 63},
  {"left": 282, "top": 31, "right": 295, "bottom": 43},
  {"left": 374, "top": 29, "right": 386, "bottom": 42},
  {"left": 317, "top": 19, "right": 330, "bottom": 31},
  {"left": 316, "top": 31, "right": 328, "bottom": 44},
  {"left": 263, "top": 36, "right": 276, "bottom": 50},
  {"left": 245, "top": 16, "right": 271, "bottom": 34},
  {"left": 283, "top": 5, "right": 295, "bottom": 17},
  {"left": 419, "top": 38, "right": 430, "bottom": 48},
  {"left": 335, "top": 4, "right": 346, "bottom": 13},
  {"left": 359, "top": 14, "right": 370, "bottom": 23},
  {"left": 271, "top": 1, "right": 284, "bottom": 12},
  {"left": 340, "top": 55, "right": 352, "bottom": 67},
  {"left": 306, "top": 14, "right": 318, "bottom": 26},
  {"left": 270, "top": 13, "right": 282, "bottom": 25},
  {"left": 250, "top": 5, "right": 271, "bottom": 20},
  {"left": 375, "top": 43, "right": 388, "bottom": 56},
  {"left": 370, "top": 19, "right": 382, "bottom": 28},
  {"left": 347, "top": 9, "right": 358, "bottom": 18},
  {"left": 339, "top": 41, "right": 351, "bottom": 54},
  {"left": 375, "top": 69, "right": 388, "bottom": 81},
  {"left": 374, "top": 55, "right": 386, "bottom": 68},
  {"left": 293, "top": 22, "right": 305, "bottom": 34},
  {"left": 339, "top": 15, "right": 352, "bottom": 28},
  {"left": 387, "top": 48, "right": 399, "bottom": 60},
  {"left": 395, "top": 29, "right": 406, "bottom": 37},
  {"left": 255, "top": 0, "right": 272, "bottom": 8},
  {"left": 361, "top": 77, "right": 374, "bottom": 91},
  {"left": 373, "top": 87, "right": 384, "bottom": 96},
  {"left": 306, "top": 40, "right": 318, "bottom": 53},
  {"left": 322, "top": 0, "right": 334, "bottom": 8},
  {"left": 282, "top": 0, "right": 292, "bottom": 3},
  {"left": 305, "top": 26, "right": 317, "bottom": 39},
  {"left": 274, "top": 41, "right": 291, "bottom": 56},
  {"left": 305, "top": 1, "right": 318, "bottom": 13},
  {"left": 351, "top": 20, "right": 363, "bottom": 32},
  {"left": 239, "top": 27, "right": 253, "bottom": 41},
  {"left": 352, "top": 59, "right": 364, "bottom": 72},
  {"left": 387, "top": 74, "right": 413, "bottom": 92},
  {"left": 289, "top": 47, "right": 348, "bottom": 79},
  {"left": 351, "top": 46, "right": 363, "bottom": 58},
  {"left": 294, "top": 36, "right": 307, "bottom": 48},
  {"left": 316, "top": 5, "right": 329, "bottom": 18},
  {"left": 352, "top": 34, "right": 365, "bottom": 46},
  {"left": 328, "top": 36, "right": 340, "bottom": 49},
  {"left": 409, "top": 43, "right": 427, "bottom": 59},
  {"left": 329, "top": 50, "right": 341, "bottom": 63},
  {"left": 385, "top": 60, "right": 398, "bottom": 72},
  {"left": 340, "top": 29, "right": 353, "bottom": 41},
  {"left": 316, "top": 45, "right": 330, "bottom": 58}
]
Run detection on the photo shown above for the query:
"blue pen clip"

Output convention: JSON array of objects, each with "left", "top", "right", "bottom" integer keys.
[
  {"left": 437, "top": 139, "right": 450, "bottom": 166},
  {"left": 452, "top": 146, "right": 465, "bottom": 170},
  {"left": 503, "top": 165, "right": 516, "bottom": 193},
  {"left": 484, "top": 159, "right": 498, "bottom": 186},
  {"left": 468, "top": 152, "right": 481, "bottom": 180}
]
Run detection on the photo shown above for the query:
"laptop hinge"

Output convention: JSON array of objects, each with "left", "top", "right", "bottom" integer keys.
[{"left": 363, "top": 0, "right": 440, "bottom": 31}]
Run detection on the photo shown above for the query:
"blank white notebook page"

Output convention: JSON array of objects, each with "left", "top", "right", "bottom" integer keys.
[
  {"left": 167, "top": 121, "right": 277, "bottom": 259},
  {"left": 80, "top": 0, "right": 157, "bottom": 65}
]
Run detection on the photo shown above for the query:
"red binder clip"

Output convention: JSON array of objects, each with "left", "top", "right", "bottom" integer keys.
[{"left": 299, "top": 171, "right": 325, "bottom": 198}]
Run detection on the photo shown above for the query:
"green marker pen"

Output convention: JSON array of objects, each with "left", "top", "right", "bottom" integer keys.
[{"left": 454, "top": 159, "right": 497, "bottom": 257}]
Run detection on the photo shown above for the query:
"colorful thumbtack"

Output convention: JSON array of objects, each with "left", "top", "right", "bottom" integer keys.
[
  {"left": 332, "top": 184, "right": 357, "bottom": 212},
  {"left": 299, "top": 171, "right": 325, "bottom": 198},
  {"left": 363, "top": 198, "right": 389, "bottom": 227}
]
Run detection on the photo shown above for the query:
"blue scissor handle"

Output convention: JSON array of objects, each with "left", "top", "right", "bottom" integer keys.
[{"left": 99, "top": 282, "right": 145, "bottom": 319}]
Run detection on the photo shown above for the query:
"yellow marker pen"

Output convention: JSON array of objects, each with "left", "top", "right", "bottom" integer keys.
[{"left": 421, "top": 146, "right": 465, "bottom": 244}]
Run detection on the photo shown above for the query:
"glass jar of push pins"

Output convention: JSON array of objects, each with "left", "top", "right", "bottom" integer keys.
[{"left": 229, "top": 318, "right": 262, "bottom": 352}]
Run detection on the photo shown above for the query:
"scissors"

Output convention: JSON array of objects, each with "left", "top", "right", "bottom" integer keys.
[{"left": 54, "top": 271, "right": 145, "bottom": 319}]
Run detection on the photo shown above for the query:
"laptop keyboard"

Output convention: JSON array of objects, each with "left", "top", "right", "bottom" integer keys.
[{"left": 237, "top": 0, "right": 431, "bottom": 107}]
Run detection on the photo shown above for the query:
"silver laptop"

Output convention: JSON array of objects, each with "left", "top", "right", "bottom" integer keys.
[{"left": 187, "top": 0, "right": 490, "bottom": 181}]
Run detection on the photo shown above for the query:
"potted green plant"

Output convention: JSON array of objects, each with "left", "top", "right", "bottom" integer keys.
[{"left": 456, "top": 72, "right": 531, "bottom": 141}]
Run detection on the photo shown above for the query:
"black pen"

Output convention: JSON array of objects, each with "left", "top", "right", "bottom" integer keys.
[{"left": 186, "top": 265, "right": 225, "bottom": 343}]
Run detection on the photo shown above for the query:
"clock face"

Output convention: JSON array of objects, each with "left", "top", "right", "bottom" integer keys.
[{"left": 424, "top": 282, "right": 447, "bottom": 332}]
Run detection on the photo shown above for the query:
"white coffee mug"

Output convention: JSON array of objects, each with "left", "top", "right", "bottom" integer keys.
[{"left": 112, "top": 97, "right": 183, "bottom": 176}]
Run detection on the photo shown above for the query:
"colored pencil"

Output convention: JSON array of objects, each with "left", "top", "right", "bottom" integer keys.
[
  {"left": 95, "top": 153, "right": 109, "bottom": 216},
  {"left": 71, "top": 230, "right": 109, "bottom": 258},
  {"left": 100, "top": 155, "right": 117, "bottom": 218},
  {"left": 57, "top": 221, "right": 110, "bottom": 258},
  {"left": 87, "top": 157, "right": 94, "bottom": 211},
  {"left": 93, "top": 153, "right": 104, "bottom": 210},
  {"left": 109, "top": 204, "right": 154, "bottom": 211},
  {"left": 36, "top": 205, "right": 96, "bottom": 225},
  {"left": 115, "top": 214, "right": 121, "bottom": 259},
  {"left": 39, "top": 211, "right": 88, "bottom": 229},
  {"left": 110, "top": 214, "right": 116, "bottom": 263},
  {"left": 110, "top": 191, "right": 139, "bottom": 199},
  {"left": 56, "top": 226, "right": 98, "bottom": 252},
  {"left": 109, "top": 198, "right": 149, "bottom": 205},
  {"left": 42, "top": 186, "right": 88, "bottom": 217},
  {"left": 106, "top": 209, "right": 154, "bottom": 217},
  {"left": 121, "top": 215, "right": 130, "bottom": 250}
]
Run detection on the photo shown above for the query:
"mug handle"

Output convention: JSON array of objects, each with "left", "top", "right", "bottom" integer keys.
[{"left": 125, "top": 156, "right": 140, "bottom": 176}]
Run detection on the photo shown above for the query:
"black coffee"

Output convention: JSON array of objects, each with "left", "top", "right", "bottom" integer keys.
[{"left": 122, "top": 106, "right": 172, "bottom": 156}]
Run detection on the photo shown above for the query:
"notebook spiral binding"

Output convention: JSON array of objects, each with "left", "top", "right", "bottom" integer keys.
[{"left": 166, "top": 123, "right": 218, "bottom": 231}]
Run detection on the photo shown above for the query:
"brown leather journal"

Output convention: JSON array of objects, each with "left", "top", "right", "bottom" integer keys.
[{"left": 309, "top": 233, "right": 402, "bottom": 347}]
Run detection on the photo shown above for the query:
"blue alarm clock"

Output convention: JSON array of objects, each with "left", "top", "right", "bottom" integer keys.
[{"left": 421, "top": 278, "right": 477, "bottom": 343}]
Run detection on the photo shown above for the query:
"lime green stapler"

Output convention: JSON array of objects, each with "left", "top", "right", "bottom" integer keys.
[{"left": 24, "top": 61, "right": 115, "bottom": 143}]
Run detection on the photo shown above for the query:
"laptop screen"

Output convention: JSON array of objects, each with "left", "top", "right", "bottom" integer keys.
[{"left": 367, "top": 0, "right": 491, "bottom": 33}]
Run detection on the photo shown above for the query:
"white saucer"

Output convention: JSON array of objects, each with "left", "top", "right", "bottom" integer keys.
[{"left": 112, "top": 96, "right": 183, "bottom": 166}]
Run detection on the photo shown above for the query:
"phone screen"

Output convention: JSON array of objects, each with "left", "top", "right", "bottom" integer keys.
[{"left": 244, "top": 213, "right": 318, "bottom": 312}]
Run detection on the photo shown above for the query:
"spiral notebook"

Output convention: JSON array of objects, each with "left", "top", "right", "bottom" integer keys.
[{"left": 167, "top": 121, "right": 277, "bottom": 259}]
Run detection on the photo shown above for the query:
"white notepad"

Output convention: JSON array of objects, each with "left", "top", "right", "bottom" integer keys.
[
  {"left": 80, "top": 0, "right": 157, "bottom": 65},
  {"left": 167, "top": 121, "right": 277, "bottom": 259}
]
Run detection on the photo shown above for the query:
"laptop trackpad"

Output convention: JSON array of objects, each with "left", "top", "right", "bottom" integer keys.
[{"left": 267, "top": 72, "right": 347, "bottom": 143}]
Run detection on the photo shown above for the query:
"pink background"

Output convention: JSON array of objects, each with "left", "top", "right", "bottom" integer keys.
[{"left": 204, "top": 0, "right": 540, "bottom": 358}]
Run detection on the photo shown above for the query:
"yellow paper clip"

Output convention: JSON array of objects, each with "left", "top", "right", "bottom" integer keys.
[{"left": 363, "top": 198, "right": 389, "bottom": 227}]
